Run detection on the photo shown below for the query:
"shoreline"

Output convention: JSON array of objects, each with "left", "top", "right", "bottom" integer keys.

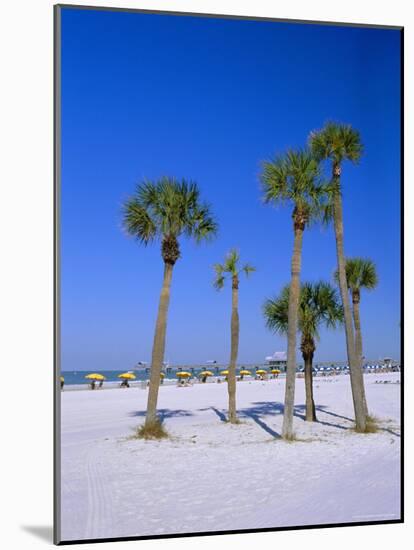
[{"left": 60, "top": 370, "right": 400, "bottom": 391}]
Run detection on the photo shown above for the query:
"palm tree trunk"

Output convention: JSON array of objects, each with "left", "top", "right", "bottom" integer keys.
[
  {"left": 228, "top": 277, "right": 239, "bottom": 423},
  {"left": 352, "top": 293, "right": 369, "bottom": 416},
  {"left": 282, "top": 226, "right": 303, "bottom": 439},
  {"left": 303, "top": 351, "right": 317, "bottom": 422},
  {"left": 332, "top": 179, "right": 367, "bottom": 432},
  {"left": 145, "top": 262, "right": 173, "bottom": 427}
]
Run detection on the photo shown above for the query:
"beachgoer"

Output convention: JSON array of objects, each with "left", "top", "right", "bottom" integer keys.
[
  {"left": 61, "top": 379, "right": 64, "bottom": 390},
  {"left": 99, "top": 380, "right": 103, "bottom": 389},
  {"left": 91, "top": 380, "right": 96, "bottom": 390}
]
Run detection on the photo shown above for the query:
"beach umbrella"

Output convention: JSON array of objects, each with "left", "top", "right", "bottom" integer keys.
[
  {"left": 118, "top": 372, "right": 136, "bottom": 380},
  {"left": 60, "top": 376, "right": 64, "bottom": 382},
  {"left": 160, "top": 372, "right": 165, "bottom": 377},
  {"left": 220, "top": 370, "right": 229, "bottom": 375},
  {"left": 199, "top": 370, "right": 214, "bottom": 377},
  {"left": 176, "top": 371, "right": 191, "bottom": 378},
  {"left": 256, "top": 369, "right": 267, "bottom": 375},
  {"left": 270, "top": 369, "right": 281, "bottom": 374},
  {"left": 85, "top": 373, "right": 106, "bottom": 381},
  {"left": 239, "top": 370, "right": 251, "bottom": 376}
]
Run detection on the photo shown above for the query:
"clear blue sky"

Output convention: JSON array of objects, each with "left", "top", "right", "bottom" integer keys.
[{"left": 60, "top": 8, "right": 401, "bottom": 370}]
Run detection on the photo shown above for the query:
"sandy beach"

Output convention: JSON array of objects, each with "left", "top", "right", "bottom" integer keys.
[{"left": 60, "top": 372, "right": 401, "bottom": 541}]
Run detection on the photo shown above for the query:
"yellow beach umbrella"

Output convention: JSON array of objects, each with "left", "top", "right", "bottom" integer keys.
[
  {"left": 199, "top": 370, "right": 214, "bottom": 377},
  {"left": 160, "top": 373, "right": 165, "bottom": 377},
  {"left": 118, "top": 372, "right": 136, "bottom": 380},
  {"left": 85, "top": 373, "right": 106, "bottom": 381},
  {"left": 60, "top": 376, "right": 64, "bottom": 382},
  {"left": 220, "top": 370, "right": 229, "bottom": 376},
  {"left": 256, "top": 369, "right": 267, "bottom": 375},
  {"left": 176, "top": 371, "right": 191, "bottom": 378},
  {"left": 239, "top": 370, "right": 251, "bottom": 376},
  {"left": 271, "top": 369, "right": 281, "bottom": 374}
]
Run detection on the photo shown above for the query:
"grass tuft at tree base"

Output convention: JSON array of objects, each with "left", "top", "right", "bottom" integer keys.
[
  {"left": 354, "top": 415, "right": 379, "bottom": 434},
  {"left": 282, "top": 432, "right": 298, "bottom": 442},
  {"left": 131, "top": 420, "right": 169, "bottom": 440}
]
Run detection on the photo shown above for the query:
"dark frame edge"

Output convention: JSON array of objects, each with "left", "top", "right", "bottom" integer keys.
[
  {"left": 399, "top": 26, "right": 404, "bottom": 524},
  {"left": 54, "top": 3, "right": 403, "bottom": 31},
  {"left": 53, "top": 4, "right": 62, "bottom": 546},
  {"left": 58, "top": 519, "right": 403, "bottom": 546}
]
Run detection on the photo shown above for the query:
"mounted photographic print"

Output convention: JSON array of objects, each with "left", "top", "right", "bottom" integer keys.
[{"left": 54, "top": 4, "right": 403, "bottom": 545}]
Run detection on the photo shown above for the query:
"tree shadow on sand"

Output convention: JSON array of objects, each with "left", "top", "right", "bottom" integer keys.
[
  {"left": 205, "top": 405, "right": 281, "bottom": 438},
  {"left": 129, "top": 408, "right": 194, "bottom": 422},
  {"left": 206, "top": 401, "right": 354, "bottom": 439}
]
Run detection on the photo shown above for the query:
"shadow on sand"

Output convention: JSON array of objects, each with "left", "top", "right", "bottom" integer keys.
[
  {"left": 130, "top": 402, "right": 399, "bottom": 439},
  {"left": 129, "top": 408, "right": 194, "bottom": 422},
  {"left": 206, "top": 401, "right": 357, "bottom": 438}
]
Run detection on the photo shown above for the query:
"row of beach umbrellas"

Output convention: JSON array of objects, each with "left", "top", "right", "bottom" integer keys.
[
  {"left": 178, "top": 368, "right": 280, "bottom": 378},
  {"left": 59, "top": 369, "right": 281, "bottom": 385}
]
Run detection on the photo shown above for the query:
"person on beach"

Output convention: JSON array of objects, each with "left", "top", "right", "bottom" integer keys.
[
  {"left": 98, "top": 380, "right": 103, "bottom": 389},
  {"left": 90, "top": 380, "right": 96, "bottom": 390},
  {"left": 61, "top": 379, "right": 64, "bottom": 390}
]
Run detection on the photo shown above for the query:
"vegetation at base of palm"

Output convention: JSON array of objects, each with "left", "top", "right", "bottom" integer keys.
[
  {"left": 131, "top": 420, "right": 169, "bottom": 440},
  {"left": 335, "top": 257, "right": 378, "bottom": 416},
  {"left": 263, "top": 281, "right": 343, "bottom": 422},
  {"left": 309, "top": 121, "right": 367, "bottom": 432},
  {"left": 213, "top": 249, "right": 255, "bottom": 424},
  {"left": 260, "top": 149, "right": 328, "bottom": 439},
  {"left": 354, "top": 416, "right": 379, "bottom": 434},
  {"left": 123, "top": 177, "right": 218, "bottom": 430}
]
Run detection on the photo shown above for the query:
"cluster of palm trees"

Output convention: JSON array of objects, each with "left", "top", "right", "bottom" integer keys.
[{"left": 122, "top": 121, "right": 378, "bottom": 439}]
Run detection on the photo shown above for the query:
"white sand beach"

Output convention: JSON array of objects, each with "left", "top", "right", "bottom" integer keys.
[{"left": 60, "top": 373, "right": 401, "bottom": 542}]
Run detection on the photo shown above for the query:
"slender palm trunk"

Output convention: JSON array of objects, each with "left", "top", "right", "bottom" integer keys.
[
  {"left": 303, "top": 351, "right": 317, "bottom": 422},
  {"left": 228, "top": 276, "right": 239, "bottom": 423},
  {"left": 145, "top": 262, "right": 173, "bottom": 427},
  {"left": 352, "top": 291, "right": 369, "bottom": 416},
  {"left": 282, "top": 225, "right": 303, "bottom": 439},
  {"left": 332, "top": 170, "right": 367, "bottom": 432}
]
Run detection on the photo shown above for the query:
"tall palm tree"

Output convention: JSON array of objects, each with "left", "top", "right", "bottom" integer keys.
[
  {"left": 123, "top": 177, "right": 217, "bottom": 432},
  {"left": 264, "top": 282, "right": 343, "bottom": 422},
  {"left": 213, "top": 249, "right": 255, "bottom": 423},
  {"left": 336, "top": 257, "right": 378, "bottom": 414},
  {"left": 261, "top": 149, "right": 326, "bottom": 439},
  {"left": 309, "top": 122, "right": 367, "bottom": 432}
]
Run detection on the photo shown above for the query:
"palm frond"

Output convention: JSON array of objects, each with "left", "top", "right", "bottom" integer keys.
[
  {"left": 263, "top": 287, "right": 290, "bottom": 334},
  {"left": 242, "top": 263, "right": 256, "bottom": 277},
  {"left": 260, "top": 148, "right": 329, "bottom": 227},
  {"left": 122, "top": 198, "right": 157, "bottom": 244},
  {"left": 213, "top": 249, "right": 254, "bottom": 288},
  {"left": 121, "top": 177, "right": 218, "bottom": 254},
  {"left": 338, "top": 257, "right": 378, "bottom": 292},
  {"left": 309, "top": 121, "right": 363, "bottom": 165},
  {"left": 264, "top": 281, "right": 343, "bottom": 343}
]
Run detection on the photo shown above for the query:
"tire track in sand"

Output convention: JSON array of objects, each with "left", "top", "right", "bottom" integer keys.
[{"left": 84, "top": 442, "right": 115, "bottom": 540}]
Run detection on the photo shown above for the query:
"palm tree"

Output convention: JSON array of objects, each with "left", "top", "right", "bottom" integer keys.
[
  {"left": 213, "top": 249, "right": 255, "bottom": 423},
  {"left": 123, "top": 177, "right": 217, "bottom": 433},
  {"left": 260, "top": 149, "right": 326, "bottom": 439},
  {"left": 336, "top": 257, "right": 378, "bottom": 414},
  {"left": 309, "top": 122, "right": 367, "bottom": 432},
  {"left": 264, "top": 282, "right": 343, "bottom": 422}
]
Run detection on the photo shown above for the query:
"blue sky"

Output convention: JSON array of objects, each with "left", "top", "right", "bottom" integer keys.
[{"left": 60, "top": 8, "right": 401, "bottom": 370}]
